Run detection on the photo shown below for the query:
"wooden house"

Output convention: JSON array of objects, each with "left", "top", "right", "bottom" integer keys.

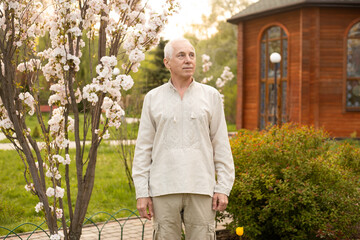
[{"left": 227, "top": 0, "right": 360, "bottom": 137}]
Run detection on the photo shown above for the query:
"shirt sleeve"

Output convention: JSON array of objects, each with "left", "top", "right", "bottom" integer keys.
[
  {"left": 132, "top": 93, "right": 156, "bottom": 199},
  {"left": 209, "top": 92, "right": 235, "bottom": 196}
]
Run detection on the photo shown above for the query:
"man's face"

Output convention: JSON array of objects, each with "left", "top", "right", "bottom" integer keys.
[{"left": 164, "top": 40, "right": 196, "bottom": 81}]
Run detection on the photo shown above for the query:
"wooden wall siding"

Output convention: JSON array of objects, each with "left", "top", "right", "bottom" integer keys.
[
  {"left": 237, "top": 6, "right": 360, "bottom": 137},
  {"left": 308, "top": 8, "right": 320, "bottom": 129},
  {"left": 317, "top": 8, "right": 360, "bottom": 137},
  {"left": 236, "top": 22, "right": 244, "bottom": 129},
  {"left": 242, "top": 21, "right": 260, "bottom": 129},
  {"left": 299, "top": 7, "right": 312, "bottom": 126}
]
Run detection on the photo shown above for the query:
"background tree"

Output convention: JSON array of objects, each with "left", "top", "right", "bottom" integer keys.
[
  {"left": 0, "top": 1, "right": 178, "bottom": 239},
  {"left": 186, "top": 0, "right": 253, "bottom": 124},
  {"left": 141, "top": 38, "right": 170, "bottom": 93}
]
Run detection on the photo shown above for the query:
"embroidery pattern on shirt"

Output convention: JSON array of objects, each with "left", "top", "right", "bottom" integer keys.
[
  {"left": 160, "top": 84, "right": 202, "bottom": 150},
  {"left": 161, "top": 87, "right": 181, "bottom": 150},
  {"left": 183, "top": 94, "right": 200, "bottom": 149}
]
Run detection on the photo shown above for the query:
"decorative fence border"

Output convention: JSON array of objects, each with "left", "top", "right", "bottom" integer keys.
[{"left": 0, "top": 209, "right": 149, "bottom": 240}]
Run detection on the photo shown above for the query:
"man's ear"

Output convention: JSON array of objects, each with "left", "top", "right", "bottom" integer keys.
[{"left": 163, "top": 58, "right": 170, "bottom": 70}]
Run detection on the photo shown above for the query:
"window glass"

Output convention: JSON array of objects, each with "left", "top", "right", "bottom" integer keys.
[
  {"left": 268, "top": 26, "right": 281, "bottom": 40},
  {"left": 346, "top": 80, "right": 360, "bottom": 107},
  {"left": 268, "top": 40, "right": 280, "bottom": 78},
  {"left": 259, "top": 26, "right": 288, "bottom": 128},
  {"left": 348, "top": 22, "right": 360, "bottom": 38},
  {"left": 281, "top": 81, "right": 287, "bottom": 123},
  {"left": 260, "top": 82, "right": 265, "bottom": 114},
  {"left": 347, "top": 39, "right": 360, "bottom": 78},
  {"left": 261, "top": 42, "right": 266, "bottom": 79},
  {"left": 346, "top": 22, "right": 360, "bottom": 110},
  {"left": 282, "top": 39, "right": 288, "bottom": 77}
]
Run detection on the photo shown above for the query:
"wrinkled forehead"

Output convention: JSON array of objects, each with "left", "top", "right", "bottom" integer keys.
[{"left": 172, "top": 40, "right": 195, "bottom": 55}]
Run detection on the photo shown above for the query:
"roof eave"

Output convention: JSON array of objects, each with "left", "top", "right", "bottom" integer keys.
[{"left": 227, "top": 2, "right": 360, "bottom": 25}]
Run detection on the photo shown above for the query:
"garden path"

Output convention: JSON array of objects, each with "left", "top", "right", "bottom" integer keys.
[{"left": 2, "top": 217, "right": 231, "bottom": 240}]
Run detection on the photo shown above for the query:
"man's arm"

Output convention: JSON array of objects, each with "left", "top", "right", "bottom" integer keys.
[
  {"left": 210, "top": 91, "right": 235, "bottom": 197},
  {"left": 132, "top": 93, "right": 156, "bottom": 199}
]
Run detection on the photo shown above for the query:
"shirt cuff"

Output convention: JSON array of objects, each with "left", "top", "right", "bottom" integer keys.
[
  {"left": 135, "top": 187, "right": 150, "bottom": 199},
  {"left": 214, "top": 185, "right": 232, "bottom": 197}
]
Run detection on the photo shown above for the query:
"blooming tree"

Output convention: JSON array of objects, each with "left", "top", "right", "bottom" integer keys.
[
  {"left": 201, "top": 54, "right": 234, "bottom": 103},
  {"left": 0, "top": 0, "right": 178, "bottom": 239}
]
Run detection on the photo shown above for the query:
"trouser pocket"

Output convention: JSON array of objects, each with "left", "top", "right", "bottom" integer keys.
[
  {"left": 208, "top": 223, "right": 216, "bottom": 240},
  {"left": 184, "top": 223, "right": 216, "bottom": 240}
]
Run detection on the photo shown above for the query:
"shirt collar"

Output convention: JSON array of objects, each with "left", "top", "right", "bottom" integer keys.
[{"left": 168, "top": 78, "right": 196, "bottom": 91}]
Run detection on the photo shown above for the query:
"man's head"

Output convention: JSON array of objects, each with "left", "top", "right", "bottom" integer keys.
[{"left": 163, "top": 38, "right": 196, "bottom": 81}]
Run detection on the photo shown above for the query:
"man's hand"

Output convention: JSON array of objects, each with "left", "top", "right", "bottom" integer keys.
[
  {"left": 212, "top": 193, "right": 228, "bottom": 211},
  {"left": 137, "top": 197, "right": 154, "bottom": 220}
]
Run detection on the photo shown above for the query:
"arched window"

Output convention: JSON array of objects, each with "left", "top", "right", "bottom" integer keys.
[
  {"left": 346, "top": 21, "right": 360, "bottom": 110},
  {"left": 259, "top": 26, "right": 288, "bottom": 129}
]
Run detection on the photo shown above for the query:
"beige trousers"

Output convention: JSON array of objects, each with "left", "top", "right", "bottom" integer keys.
[{"left": 152, "top": 194, "right": 216, "bottom": 240}]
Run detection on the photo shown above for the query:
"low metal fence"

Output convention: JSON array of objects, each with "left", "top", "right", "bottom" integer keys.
[{"left": 0, "top": 209, "right": 150, "bottom": 240}]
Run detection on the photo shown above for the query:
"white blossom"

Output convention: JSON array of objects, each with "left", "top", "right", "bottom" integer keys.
[
  {"left": 83, "top": 84, "right": 100, "bottom": 105},
  {"left": 129, "top": 48, "right": 145, "bottom": 63},
  {"left": 201, "top": 76, "right": 213, "bottom": 84},
  {"left": 56, "top": 208, "right": 63, "bottom": 219},
  {"left": 103, "top": 130, "right": 110, "bottom": 139},
  {"left": 53, "top": 155, "right": 65, "bottom": 164},
  {"left": 215, "top": 66, "right": 234, "bottom": 89},
  {"left": 46, "top": 187, "right": 55, "bottom": 197},
  {"left": 64, "top": 154, "right": 71, "bottom": 165},
  {"left": 220, "top": 66, "right": 234, "bottom": 82},
  {"left": 17, "top": 59, "right": 41, "bottom": 72},
  {"left": 116, "top": 75, "right": 134, "bottom": 91},
  {"left": 46, "top": 169, "right": 53, "bottom": 178},
  {"left": 19, "top": 92, "right": 36, "bottom": 115},
  {"left": 25, "top": 183, "right": 35, "bottom": 192},
  {"left": 201, "top": 54, "right": 212, "bottom": 73},
  {"left": 35, "top": 202, "right": 44, "bottom": 213},
  {"left": 216, "top": 78, "right": 226, "bottom": 89},
  {"left": 113, "top": 67, "right": 120, "bottom": 75},
  {"left": 55, "top": 186, "right": 65, "bottom": 198},
  {"left": 101, "top": 97, "right": 114, "bottom": 111}
]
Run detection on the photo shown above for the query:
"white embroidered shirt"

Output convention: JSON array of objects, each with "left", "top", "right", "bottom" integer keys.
[{"left": 132, "top": 80, "right": 235, "bottom": 199}]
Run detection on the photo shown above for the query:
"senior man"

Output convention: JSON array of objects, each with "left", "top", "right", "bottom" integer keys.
[{"left": 132, "top": 38, "right": 235, "bottom": 240}]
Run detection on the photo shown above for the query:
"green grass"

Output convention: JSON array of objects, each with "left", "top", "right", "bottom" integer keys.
[
  {"left": 0, "top": 143, "right": 136, "bottom": 235},
  {"left": 0, "top": 113, "right": 139, "bottom": 143},
  {"left": 227, "top": 123, "right": 237, "bottom": 132},
  {"left": 1, "top": 113, "right": 233, "bottom": 143}
]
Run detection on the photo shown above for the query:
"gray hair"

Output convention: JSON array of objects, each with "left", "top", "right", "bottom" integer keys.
[{"left": 164, "top": 38, "right": 194, "bottom": 60}]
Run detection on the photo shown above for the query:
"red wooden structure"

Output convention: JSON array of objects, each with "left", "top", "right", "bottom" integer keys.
[{"left": 228, "top": 0, "right": 360, "bottom": 137}]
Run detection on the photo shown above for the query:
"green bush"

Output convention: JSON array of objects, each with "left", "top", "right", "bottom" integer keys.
[{"left": 224, "top": 123, "right": 360, "bottom": 240}]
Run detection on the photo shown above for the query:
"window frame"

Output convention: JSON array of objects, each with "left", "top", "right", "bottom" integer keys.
[
  {"left": 344, "top": 18, "right": 360, "bottom": 112},
  {"left": 258, "top": 24, "right": 289, "bottom": 129}
]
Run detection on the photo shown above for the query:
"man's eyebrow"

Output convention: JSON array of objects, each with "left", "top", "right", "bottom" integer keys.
[{"left": 176, "top": 51, "right": 195, "bottom": 55}]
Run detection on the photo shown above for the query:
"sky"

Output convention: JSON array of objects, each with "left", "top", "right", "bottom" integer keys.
[
  {"left": 147, "top": 0, "right": 259, "bottom": 40},
  {"left": 147, "top": 0, "right": 213, "bottom": 40}
]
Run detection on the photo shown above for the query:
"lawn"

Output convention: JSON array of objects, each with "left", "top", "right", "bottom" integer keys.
[
  {"left": 227, "top": 123, "right": 237, "bottom": 132},
  {"left": 0, "top": 143, "right": 137, "bottom": 235},
  {"left": 0, "top": 113, "right": 139, "bottom": 143}
]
